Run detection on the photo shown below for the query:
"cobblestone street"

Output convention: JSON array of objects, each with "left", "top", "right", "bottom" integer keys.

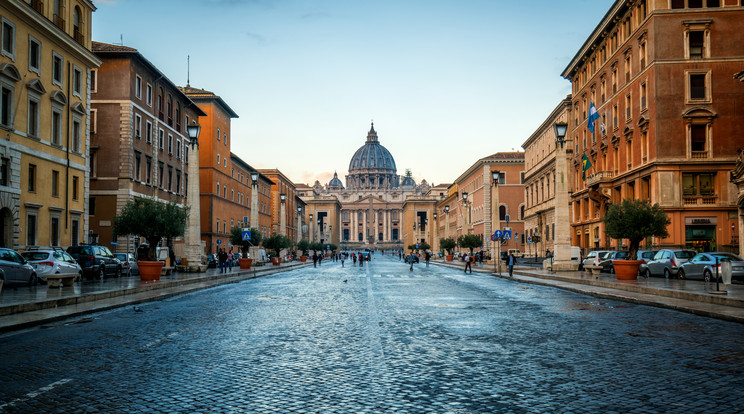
[{"left": 1, "top": 255, "right": 743, "bottom": 413}]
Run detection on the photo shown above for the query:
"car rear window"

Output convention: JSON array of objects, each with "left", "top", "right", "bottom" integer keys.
[
  {"left": 616, "top": 252, "right": 628, "bottom": 259},
  {"left": 674, "top": 250, "right": 696, "bottom": 259},
  {"left": 21, "top": 252, "right": 50, "bottom": 260},
  {"left": 712, "top": 253, "right": 743, "bottom": 261},
  {"left": 640, "top": 251, "right": 656, "bottom": 259},
  {"left": 67, "top": 247, "right": 90, "bottom": 254}
]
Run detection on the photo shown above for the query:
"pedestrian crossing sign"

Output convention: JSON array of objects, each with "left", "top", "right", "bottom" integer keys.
[{"left": 242, "top": 228, "right": 251, "bottom": 241}]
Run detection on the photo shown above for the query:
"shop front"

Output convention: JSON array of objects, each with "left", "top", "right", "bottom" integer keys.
[{"left": 684, "top": 217, "right": 716, "bottom": 252}]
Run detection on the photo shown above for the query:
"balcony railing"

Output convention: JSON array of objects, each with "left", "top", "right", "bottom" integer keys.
[
  {"left": 691, "top": 151, "right": 708, "bottom": 159},
  {"left": 30, "top": 0, "right": 44, "bottom": 14},
  {"left": 683, "top": 196, "right": 718, "bottom": 205},
  {"left": 73, "top": 28, "right": 84, "bottom": 45},
  {"left": 585, "top": 170, "right": 614, "bottom": 187},
  {"left": 53, "top": 14, "right": 65, "bottom": 31}
]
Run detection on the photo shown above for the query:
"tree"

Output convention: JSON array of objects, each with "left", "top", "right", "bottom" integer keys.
[
  {"left": 262, "top": 233, "right": 292, "bottom": 257},
  {"left": 408, "top": 244, "right": 417, "bottom": 253},
  {"left": 457, "top": 234, "right": 483, "bottom": 254},
  {"left": 297, "top": 239, "right": 310, "bottom": 256},
  {"left": 113, "top": 198, "right": 189, "bottom": 261},
  {"left": 309, "top": 241, "right": 324, "bottom": 254},
  {"left": 602, "top": 198, "right": 670, "bottom": 260},
  {"left": 418, "top": 241, "right": 431, "bottom": 251},
  {"left": 229, "top": 226, "right": 262, "bottom": 256},
  {"left": 440, "top": 238, "right": 456, "bottom": 255}
]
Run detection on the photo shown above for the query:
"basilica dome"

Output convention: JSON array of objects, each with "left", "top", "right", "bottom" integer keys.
[{"left": 346, "top": 124, "right": 400, "bottom": 190}]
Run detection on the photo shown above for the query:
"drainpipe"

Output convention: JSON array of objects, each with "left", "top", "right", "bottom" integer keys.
[{"left": 65, "top": 61, "right": 71, "bottom": 230}]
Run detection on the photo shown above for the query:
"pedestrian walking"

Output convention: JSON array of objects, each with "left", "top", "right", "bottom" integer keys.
[
  {"left": 508, "top": 252, "right": 515, "bottom": 277},
  {"left": 312, "top": 253, "right": 318, "bottom": 268},
  {"left": 359, "top": 253, "right": 364, "bottom": 267},
  {"left": 227, "top": 249, "right": 234, "bottom": 272},
  {"left": 352, "top": 253, "right": 357, "bottom": 266},
  {"left": 218, "top": 248, "right": 228, "bottom": 273},
  {"left": 318, "top": 254, "right": 323, "bottom": 266},
  {"left": 341, "top": 253, "right": 346, "bottom": 267},
  {"left": 425, "top": 251, "right": 430, "bottom": 267},
  {"left": 463, "top": 252, "right": 472, "bottom": 274}
]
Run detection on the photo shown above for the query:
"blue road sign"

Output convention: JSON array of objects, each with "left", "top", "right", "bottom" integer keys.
[
  {"left": 527, "top": 237, "right": 532, "bottom": 244},
  {"left": 242, "top": 228, "right": 251, "bottom": 241},
  {"left": 217, "top": 239, "right": 222, "bottom": 245},
  {"left": 494, "top": 230, "right": 503, "bottom": 239},
  {"left": 491, "top": 233, "right": 498, "bottom": 241},
  {"left": 502, "top": 230, "right": 512, "bottom": 240}
]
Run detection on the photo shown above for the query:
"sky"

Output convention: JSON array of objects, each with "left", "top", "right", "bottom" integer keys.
[{"left": 92, "top": 0, "right": 614, "bottom": 186}]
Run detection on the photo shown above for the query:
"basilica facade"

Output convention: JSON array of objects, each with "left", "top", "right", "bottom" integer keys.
[{"left": 299, "top": 124, "right": 432, "bottom": 251}]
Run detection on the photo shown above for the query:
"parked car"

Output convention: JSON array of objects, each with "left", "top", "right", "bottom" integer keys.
[
  {"left": 206, "top": 254, "right": 218, "bottom": 268},
  {"left": 0, "top": 247, "right": 38, "bottom": 286},
  {"left": 507, "top": 249, "right": 523, "bottom": 258},
  {"left": 677, "top": 252, "right": 744, "bottom": 282},
  {"left": 636, "top": 250, "right": 659, "bottom": 276},
  {"left": 21, "top": 248, "right": 82, "bottom": 283},
  {"left": 67, "top": 245, "right": 122, "bottom": 280},
  {"left": 582, "top": 250, "right": 611, "bottom": 269},
  {"left": 114, "top": 253, "right": 139, "bottom": 276},
  {"left": 643, "top": 249, "right": 696, "bottom": 278},
  {"left": 598, "top": 251, "right": 629, "bottom": 273}
]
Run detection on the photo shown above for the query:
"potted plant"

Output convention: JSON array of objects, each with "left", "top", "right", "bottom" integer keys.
[
  {"left": 310, "top": 241, "right": 324, "bottom": 258},
  {"left": 297, "top": 239, "right": 310, "bottom": 262},
  {"left": 457, "top": 234, "right": 483, "bottom": 258},
  {"left": 263, "top": 233, "right": 291, "bottom": 265},
  {"left": 114, "top": 198, "right": 188, "bottom": 281},
  {"left": 230, "top": 226, "right": 261, "bottom": 269},
  {"left": 440, "top": 238, "right": 456, "bottom": 261},
  {"left": 602, "top": 198, "right": 670, "bottom": 280}
]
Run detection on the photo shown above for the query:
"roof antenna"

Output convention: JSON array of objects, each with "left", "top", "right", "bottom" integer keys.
[
  {"left": 119, "top": 34, "right": 123, "bottom": 46},
  {"left": 187, "top": 55, "right": 190, "bottom": 87}
]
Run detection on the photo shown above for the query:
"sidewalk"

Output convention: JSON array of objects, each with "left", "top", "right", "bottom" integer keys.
[
  {"left": 0, "top": 261, "right": 309, "bottom": 333},
  {"left": 433, "top": 259, "right": 744, "bottom": 323}
]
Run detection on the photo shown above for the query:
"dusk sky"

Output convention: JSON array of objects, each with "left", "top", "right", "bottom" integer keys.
[{"left": 92, "top": 0, "right": 613, "bottom": 186}]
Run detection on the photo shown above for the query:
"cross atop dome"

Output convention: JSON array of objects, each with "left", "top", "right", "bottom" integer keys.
[{"left": 366, "top": 121, "right": 378, "bottom": 143}]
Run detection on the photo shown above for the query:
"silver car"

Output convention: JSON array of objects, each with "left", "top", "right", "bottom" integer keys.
[
  {"left": 21, "top": 249, "right": 83, "bottom": 283},
  {"left": 0, "top": 248, "right": 38, "bottom": 286},
  {"left": 643, "top": 249, "right": 696, "bottom": 278},
  {"left": 582, "top": 250, "right": 611, "bottom": 270},
  {"left": 677, "top": 252, "right": 744, "bottom": 282},
  {"left": 114, "top": 253, "right": 139, "bottom": 276}
]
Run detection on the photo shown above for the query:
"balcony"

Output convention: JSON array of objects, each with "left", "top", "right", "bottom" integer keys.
[
  {"left": 74, "top": 28, "right": 84, "bottom": 45},
  {"left": 586, "top": 171, "right": 614, "bottom": 187},
  {"left": 53, "top": 14, "right": 65, "bottom": 31},
  {"left": 683, "top": 196, "right": 717, "bottom": 206},
  {"left": 691, "top": 151, "right": 708, "bottom": 159},
  {"left": 30, "top": 0, "right": 44, "bottom": 14}
]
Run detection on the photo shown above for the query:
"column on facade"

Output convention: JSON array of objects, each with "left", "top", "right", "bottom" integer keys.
[
  {"left": 383, "top": 210, "right": 388, "bottom": 242},
  {"left": 362, "top": 210, "right": 367, "bottom": 243}
]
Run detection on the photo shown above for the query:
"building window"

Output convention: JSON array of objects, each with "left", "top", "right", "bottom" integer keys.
[
  {"left": 176, "top": 170, "right": 181, "bottom": 194},
  {"left": 89, "top": 197, "right": 96, "bottom": 216},
  {"left": 28, "top": 36, "right": 41, "bottom": 75},
  {"left": 158, "top": 162, "right": 164, "bottom": 188},
  {"left": 224, "top": 133, "right": 228, "bottom": 146},
  {"left": 146, "top": 157, "right": 152, "bottom": 184},
  {"left": 625, "top": 55, "right": 631, "bottom": 83},
  {"left": 135, "top": 114, "right": 141, "bottom": 138},
  {"left": 52, "top": 106, "right": 62, "bottom": 146},
  {"left": 52, "top": 170, "right": 59, "bottom": 197},
  {"left": 90, "top": 69, "right": 97, "bottom": 93},
  {"left": 71, "top": 217, "right": 79, "bottom": 246},
  {"left": 168, "top": 134, "right": 173, "bottom": 155},
  {"left": 689, "top": 124, "right": 710, "bottom": 158},
  {"left": 217, "top": 154, "right": 221, "bottom": 165},
  {"left": 134, "top": 152, "right": 141, "bottom": 181},
  {"left": 72, "top": 118, "right": 81, "bottom": 152},
  {"left": 688, "top": 72, "right": 709, "bottom": 101},
  {"left": 146, "top": 84, "right": 152, "bottom": 106},
  {"left": 640, "top": 82, "right": 647, "bottom": 111},
  {"left": 176, "top": 140, "right": 181, "bottom": 159},
  {"left": 1, "top": 18, "right": 15, "bottom": 60},
  {"left": 1, "top": 82, "right": 13, "bottom": 128},
  {"left": 159, "top": 129, "right": 164, "bottom": 149},
  {"left": 135, "top": 75, "right": 142, "bottom": 99},
  {"left": 50, "top": 216, "right": 60, "bottom": 246},
  {"left": 27, "top": 95, "right": 40, "bottom": 138},
  {"left": 73, "top": 66, "right": 82, "bottom": 97},
  {"left": 217, "top": 128, "right": 220, "bottom": 141},
  {"left": 52, "top": 52, "right": 63, "bottom": 87},
  {"left": 625, "top": 93, "right": 632, "bottom": 121},
  {"left": 26, "top": 212, "right": 37, "bottom": 246},
  {"left": 167, "top": 166, "right": 173, "bottom": 191},
  {"left": 146, "top": 121, "right": 152, "bottom": 144},
  {"left": 0, "top": 157, "right": 8, "bottom": 186},
  {"left": 28, "top": 164, "right": 36, "bottom": 192},
  {"left": 683, "top": 173, "right": 714, "bottom": 196}
]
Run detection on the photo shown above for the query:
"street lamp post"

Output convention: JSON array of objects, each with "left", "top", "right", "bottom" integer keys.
[
  {"left": 250, "top": 172, "right": 259, "bottom": 231},
  {"left": 280, "top": 193, "right": 287, "bottom": 236},
  {"left": 492, "top": 170, "right": 501, "bottom": 275},
  {"left": 296, "top": 207, "right": 302, "bottom": 243},
  {"left": 183, "top": 120, "right": 203, "bottom": 272},
  {"left": 551, "top": 121, "right": 577, "bottom": 271},
  {"left": 425, "top": 218, "right": 429, "bottom": 249},
  {"left": 433, "top": 212, "right": 438, "bottom": 255},
  {"left": 309, "top": 214, "right": 314, "bottom": 243},
  {"left": 444, "top": 205, "right": 450, "bottom": 240},
  {"left": 462, "top": 192, "right": 470, "bottom": 235}
]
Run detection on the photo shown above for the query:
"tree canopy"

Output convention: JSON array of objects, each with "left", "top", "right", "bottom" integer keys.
[
  {"left": 113, "top": 198, "right": 189, "bottom": 260},
  {"left": 602, "top": 198, "right": 670, "bottom": 260},
  {"left": 229, "top": 226, "right": 262, "bottom": 255}
]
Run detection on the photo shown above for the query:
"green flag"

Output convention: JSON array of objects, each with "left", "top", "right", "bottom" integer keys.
[{"left": 581, "top": 153, "right": 592, "bottom": 180}]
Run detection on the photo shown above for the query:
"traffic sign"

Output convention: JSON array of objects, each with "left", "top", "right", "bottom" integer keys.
[
  {"left": 217, "top": 239, "right": 222, "bottom": 245},
  {"left": 491, "top": 233, "right": 498, "bottom": 241},
  {"left": 505, "top": 215, "right": 510, "bottom": 223},
  {"left": 494, "top": 230, "right": 503, "bottom": 239},
  {"left": 527, "top": 237, "right": 532, "bottom": 244},
  {"left": 502, "top": 230, "right": 512, "bottom": 240},
  {"left": 242, "top": 228, "right": 251, "bottom": 241}
]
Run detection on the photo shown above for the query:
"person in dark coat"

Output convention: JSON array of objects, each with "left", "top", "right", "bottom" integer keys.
[{"left": 218, "top": 249, "right": 228, "bottom": 273}]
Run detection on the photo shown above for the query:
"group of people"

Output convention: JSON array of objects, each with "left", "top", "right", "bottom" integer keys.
[{"left": 216, "top": 248, "right": 235, "bottom": 273}]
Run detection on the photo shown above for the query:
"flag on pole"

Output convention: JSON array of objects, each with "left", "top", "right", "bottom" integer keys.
[
  {"left": 587, "top": 102, "right": 599, "bottom": 133},
  {"left": 581, "top": 153, "right": 592, "bottom": 180}
]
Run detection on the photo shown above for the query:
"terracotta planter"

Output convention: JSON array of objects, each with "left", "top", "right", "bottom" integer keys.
[
  {"left": 300, "top": 256, "right": 307, "bottom": 263},
  {"left": 446, "top": 255, "right": 454, "bottom": 262},
  {"left": 238, "top": 258, "right": 253, "bottom": 269},
  {"left": 271, "top": 257, "right": 282, "bottom": 266},
  {"left": 613, "top": 259, "right": 642, "bottom": 280},
  {"left": 137, "top": 261, "right": 163, "bottom": 281}
]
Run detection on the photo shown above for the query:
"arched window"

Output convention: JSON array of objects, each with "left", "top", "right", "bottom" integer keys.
[
  {"left": 520, "top": 205, "right": 525, "bottom": 220},
  {"left": 499, "top": 205, "right": 507, "bottom": 221},
  {"left": 157, "top": 88, "right": 163, "bottom": 120},
  {"left": 167, "top": 95, "right": 173, "bottom": 126},
  {"left": 73, "top": 6, "right": 83, "bottom": 43},
  {"left": 175, "top": 102, "right": 181, "bottom": 130},
  {"left": 53, "top": 0, "right": 64, "bottom": 30}
]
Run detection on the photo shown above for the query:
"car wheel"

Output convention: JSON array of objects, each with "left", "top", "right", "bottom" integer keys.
[
  {"left": 99, "top": 267, "right": 106, "bottom": 280},
  {"left": 664, "top": 268, "right": 671, "bottom": 279},
  {"left": 115, "top": 267, "right": 122, "bottom": 278},
  {"left": 678, "top": 269, "right": 686, "bottom": 280},
  {"left": 703, "top": 270, "right": 713, "bottom": 283}
]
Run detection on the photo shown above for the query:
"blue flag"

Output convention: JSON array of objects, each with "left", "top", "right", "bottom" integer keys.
[{"left": 587, "top": 102, "right": 599, "bottom": 133}]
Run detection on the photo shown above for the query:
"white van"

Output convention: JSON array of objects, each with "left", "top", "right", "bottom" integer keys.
[
  {"left": 570, "top": 246, "right": 582, "bottom": 268},
  {"left": 507, "top": 249, "right": 523, "bottom": 258}
]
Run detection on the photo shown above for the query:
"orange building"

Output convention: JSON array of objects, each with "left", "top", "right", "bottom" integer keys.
[
  {"left": 562, "top": 0, "right": 743, "bottom": 253},
  {"left": 258, "top": 169, "right": 300, "bottom": 241},
  {"left": 181, "top": 86, "right": 272, "bottom": 254}
]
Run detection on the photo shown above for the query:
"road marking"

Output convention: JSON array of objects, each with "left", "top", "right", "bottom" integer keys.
[{"left": 0, "top": 378, "right": 72, "bottom": 411}]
